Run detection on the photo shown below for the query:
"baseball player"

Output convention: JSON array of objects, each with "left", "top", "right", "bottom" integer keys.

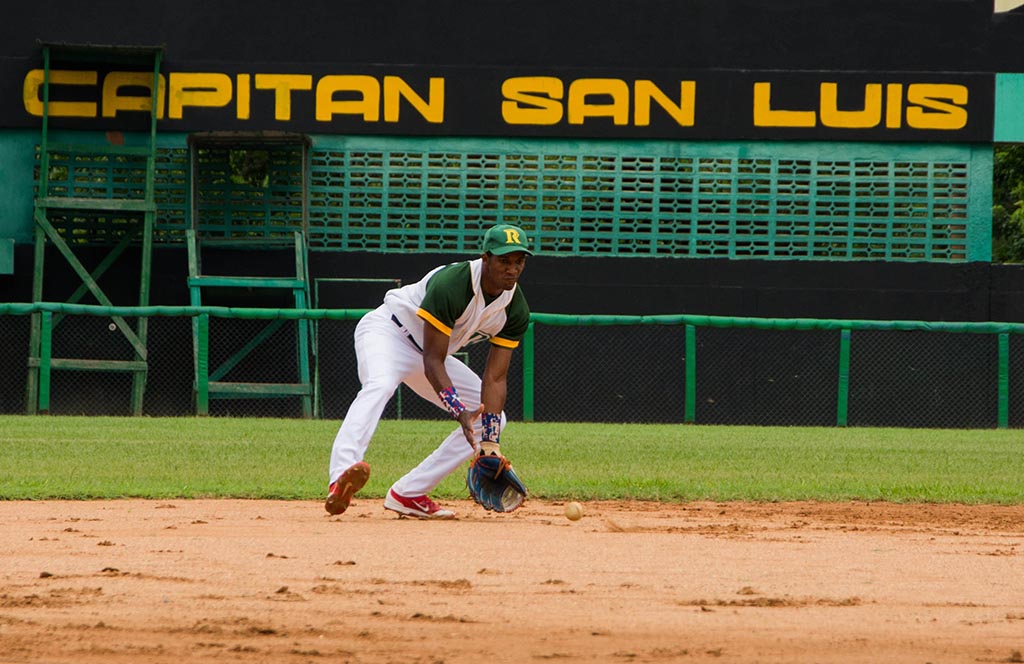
[{"left": 325, "top": 223, "right": 533, "bottom": 519}]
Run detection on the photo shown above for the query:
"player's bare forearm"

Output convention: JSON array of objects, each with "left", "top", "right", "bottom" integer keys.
[
  {"left": 481, "top": 379, "right": 507, "bottom": 415},
  {"left": 423, "top": 322, "right": 480, "bottom": 444},
  {"left": 421, "top": 323, "right": 454, "bottom": 394},
  {"left": 481, "top": 345, "right": 513, "bottom": 415}
]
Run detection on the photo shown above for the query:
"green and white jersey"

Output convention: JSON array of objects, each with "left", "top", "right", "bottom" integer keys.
[{"left": 384, "top": 259, "right": 529, "bottom": 354}]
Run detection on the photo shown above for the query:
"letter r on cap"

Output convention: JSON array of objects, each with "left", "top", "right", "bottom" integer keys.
[{"left": 504, "top": 229, "right": 521, "bottom": 243}]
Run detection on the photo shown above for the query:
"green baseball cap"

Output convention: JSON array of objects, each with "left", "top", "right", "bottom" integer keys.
[{"left": 482, "top": 224, "right": 534, "bottom": 256}]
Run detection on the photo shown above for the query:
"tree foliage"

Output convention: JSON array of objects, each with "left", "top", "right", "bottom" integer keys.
[
  {"left": 228, "top": 149, "right": 270, "bottom": 188},
  {"left": 993, "top": 144, "right": 1024, "bottom": 263}
]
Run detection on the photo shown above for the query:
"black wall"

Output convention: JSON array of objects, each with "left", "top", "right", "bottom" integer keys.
[
  {"left": 2, "top": 245, "right": 1022, "bottom": 322},
  {"left": 1, "top": 1, "right": 1012, "bottom": 140},
  {"left": 322, "top": 252, "right": 1024, "bottom": 323},
  {"left": 0, "top": 0, "right": 1013, "bottom": 72}
]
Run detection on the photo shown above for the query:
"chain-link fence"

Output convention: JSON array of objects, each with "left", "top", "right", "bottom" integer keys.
[{"left": 1, "top": 303, "right": 1022, "bottom": 428}]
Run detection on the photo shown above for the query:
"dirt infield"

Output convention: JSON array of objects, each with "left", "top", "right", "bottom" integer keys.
[{"left": 1, "top": 499, "right": 1022, "bottom": 664}]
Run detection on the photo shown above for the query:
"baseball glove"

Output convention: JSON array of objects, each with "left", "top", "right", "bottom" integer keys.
[{"left": 467, "top": 451, "right": 527, "bottom": 513}]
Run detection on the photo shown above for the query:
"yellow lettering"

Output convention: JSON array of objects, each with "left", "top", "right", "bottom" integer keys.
[
  {"left": 568, "top": 79, "right": 630, "bottom": 125},
  {"left": 383, "top": 76, "right": 444, "bottom": 123},
  {"left": 819, "top": 83, "right": 881, "bottom": 128},
  {"left": 503, "top": 229, "right": 521, "bottom": 243},
  {"left": 168, "top": 73, "right": 232, "bottom": 119},
  {"left": 23, "top": 69, "right": 98, "bottom": 117},
  {"left": 22, "top": 70, "right": 44, "bottom": 116},
  {"left": 501, "top": 77, "right": 564, "bottom": 125},
  {"left": 752, "top": 82, "right": 816, "bottom": 127},
  {"left": 254, "top": 74, "right": 312, "bottom": 121},
  {"left": 315, "top": 75, "right": 380, "bottom": 122},
  {"left": 633, "top": 80, "right": 695, "bottom": 127},
  {"left": 237, "top": 74, "right": 251, "bottom": 120},
  {"left": 886, "top": 83, "right": 903, "bottom": 128},
  {"left": 905, "top": 83, "right": 968, "bottom": 130},
  {"left": 21, "top": 67, "right": 973, "bottom": 136},
  {"left": 101, "top": 71, "right": 166, "bottom": 119}
]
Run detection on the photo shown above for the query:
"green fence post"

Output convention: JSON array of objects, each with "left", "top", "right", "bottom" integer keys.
[
  {"left": 522, "top": 321, "right": 535, "bottom": 422},
  {"left": 684, "top": 324, "right": 696, "bottom": 423},
  {"left": 196, "top": 313, "right": 210, "bottom": 416},
  {"left": 38, "top": 311, "right": 53, "bottom": 414},
  {"left": 837, "top": 329, "right": 851, "bottom": 427},
  {"left": 998, "top": 333, "right": 1009, "bottom": 430}
]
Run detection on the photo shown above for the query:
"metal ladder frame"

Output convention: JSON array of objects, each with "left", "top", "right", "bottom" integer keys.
[
  {"left": 26, "top": 42, "right": 163, "bottom": 415},
  {"left": 186, "top": 229, "right": 314, "bottom": 418}
]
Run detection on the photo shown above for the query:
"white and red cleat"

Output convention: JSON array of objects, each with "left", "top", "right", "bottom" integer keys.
[{"left": 383, "top": 488, "right": 456, "bottom": 519}]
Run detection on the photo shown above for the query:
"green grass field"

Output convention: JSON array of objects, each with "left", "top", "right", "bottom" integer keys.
[{"left": 1, "top": 415, "right": 1021, "bottom": 504}]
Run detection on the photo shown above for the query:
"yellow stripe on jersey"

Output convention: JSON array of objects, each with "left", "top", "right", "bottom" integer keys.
[
  {"left": 417, "top": 308, "right": 453, "bottom": 336},
  {"left": 490, "top": 336, "right": 520, "bottom": 349}
]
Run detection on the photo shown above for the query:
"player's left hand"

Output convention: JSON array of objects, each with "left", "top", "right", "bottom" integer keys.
[{"left": 467, "top": 445, "right": 527, "bottom": 512}]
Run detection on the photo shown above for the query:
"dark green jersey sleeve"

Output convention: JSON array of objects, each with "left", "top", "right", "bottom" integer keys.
[
  {"left": 420, "top": 262, "right": 474, "bottom": 330},
  {"left": 494, "top": 286, "right": 530, "bottom": 345}
]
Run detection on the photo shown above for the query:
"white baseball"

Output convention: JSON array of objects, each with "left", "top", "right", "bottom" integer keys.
[{"left": 564, "top": 502, "right": 584, "bottom": 521}]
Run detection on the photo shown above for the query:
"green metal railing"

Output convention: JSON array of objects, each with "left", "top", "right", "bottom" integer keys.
[
  {"left": 2, "top": 302, "right": 1021, "bottom": 428},
  {"left": 527, "top": 312, "right": 1024, "bottom": 429}
]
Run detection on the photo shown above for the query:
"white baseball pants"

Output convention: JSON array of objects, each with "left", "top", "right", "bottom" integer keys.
[{"left": 328, "top": 304, "right": 505, "bottom": 496}]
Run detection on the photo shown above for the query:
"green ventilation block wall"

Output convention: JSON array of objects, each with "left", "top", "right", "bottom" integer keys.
[
  {"left": 306, "top": 137, "right": 991, "bottom": 261},
  {"left": 32, "top": 132, "right": 992, "bottom": 262}
]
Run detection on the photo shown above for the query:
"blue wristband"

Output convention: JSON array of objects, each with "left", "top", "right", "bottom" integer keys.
[
  {"left": 439, "top": 386, "right": 466, "bottom": 419},
  {"left": 481, "top": 412, "right": 501, "bottom": 443}
]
